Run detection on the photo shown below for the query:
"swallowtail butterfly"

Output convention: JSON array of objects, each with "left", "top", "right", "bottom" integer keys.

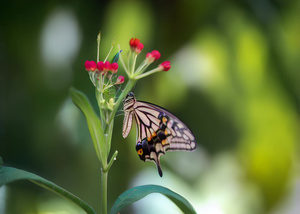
[{"left": 122, "top": 92, "right": 196, "bottom": 177}]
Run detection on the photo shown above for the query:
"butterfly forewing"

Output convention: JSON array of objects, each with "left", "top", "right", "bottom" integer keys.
[
  {"left": 122, "top": 92, "right": 196, "bottom": 177},
  {"left": 122, "top": 111, "right": 133, "bottom": 138},
  {"left": 122, "top": 93, "right": 136, "bottom": 138}
]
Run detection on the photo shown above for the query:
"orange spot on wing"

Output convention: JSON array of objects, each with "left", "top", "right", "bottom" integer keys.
[
  {"left": 137, "top": 148, "right": 143, "bottom": 155},
  {"left": 162, "top": 117, "right": 168, "bottom": 123},
  {"left": 162, "top": 139, "right": 168, "bottom": 146}
]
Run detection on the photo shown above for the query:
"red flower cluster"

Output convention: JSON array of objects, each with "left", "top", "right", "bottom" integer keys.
[
  {"left": 85, "top": 60, "right": 124, "bottom": 85},
  {"left": 85, "top": 60, "right": 119, "bottom": 73},
  {"left": 129, "top": 38, "right": 144, "bottom": 54},
  {"left": 97, "top": 61, "right": 119, "bottom": 73}
]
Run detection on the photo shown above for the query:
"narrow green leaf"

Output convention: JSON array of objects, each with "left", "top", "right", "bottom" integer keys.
[
  {"left": 0, "top": 166, "right": 95, "bottom": 214},
  {"left": 69, "top": 87, "right": 106, "bottom": 165},
  {"left": 112, "top": 50, "right": 122, "bottom": 63},
  {"left": 109, "top": 185, "right": 197, "bottom": 214}
]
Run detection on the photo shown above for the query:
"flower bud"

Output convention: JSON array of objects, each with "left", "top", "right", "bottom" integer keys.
[
  {"left": 158, "top": 61, "right": 171, "bottom": 71},
  {"left": 129, "top": 38, "right": 140, "bottom": 49},
  {"left": 107, "top": 98, "right": 115, "bottom": 111},
  {"left": 135, "top": 43, "right": 144, "bottom": 54},
  {"left": 146, "top": 50, "right": 161, "bottom": 63},
  {"left": 129, "top": 38, "right": 143, "bottom": 54},
  {"left": 115, "top": 75, "right": 125, "bottom": 85}
]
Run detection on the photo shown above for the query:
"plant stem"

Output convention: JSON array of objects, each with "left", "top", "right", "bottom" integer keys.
[
  {"left": 118, "top": 45, "right": 130, "bottom": 77},
  {"left": 98, "top": 70, "right": 136, "bottom": 214},
  {"left": 101, "top": 169, "right": 108, "bottom": 214},
  {"left": 131, "top": 53, "right": 137, "bottom": 75},
  {"left": 98, "top": 78, "right": 136, "bottom": 214},
  {"left": 134, "top": 67, "right": 160, "bottom": 80},
  {"left": 97, "top": 32, "right": 101, "bottom": 62},
  {"left": 106, "top": 150, "right": 118, "bottom": 172}
]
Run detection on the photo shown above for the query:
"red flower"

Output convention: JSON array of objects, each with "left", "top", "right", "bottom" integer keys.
[
  {"left": 103, "top": 61, "right": 111, "bottom": 71},
  {"left": 129, "top": 38, "right": 140, "bottom": 49},
  {"left": 85, "top": 60, "right": 97, "bottom": 71},
  {"left": 151, "top": 50, "right": 161, "bottom": 60},
  {"left": 158, "top": 61, "right": 171, "bottom": 71},
  {"left": 110, "top": 62, "right": 118, "bottom": 73},
  {"left": 135, "top": 43, "right": 144, "bottom": 54},
  {"left": 146, "top": 50, "right": 161, "bottom": 63},
  {"left": 115, "top": 75, "right": 125, "bottom": 85},
  {"left": 129, "top": 37, "right": 143, "bottom": 54},
  {"left": 97, "top": 61, "right": 105, "bottom": 71}
]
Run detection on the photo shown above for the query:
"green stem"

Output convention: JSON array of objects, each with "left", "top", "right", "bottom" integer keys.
[
  {"left": 101, "top": 169, "right": 108, "bottom": 214},
  {"left": 97, "top": 51, "right": 138, "bottom": 214},
  {"left": 97, "top": 32, "right": 101, "bottom": 62},
  {"left": 106, "top": 150, "right": 118, "bottom": 172},
  {"left": 98, "top": 80, "right": 136, "bottom": 214},
  {"left": 100, "top": 125, "right": 109, "bottom": 214},
  {"left": 104, "top": 118, "right": 114, "bottom": 156},
  {"left": 118, "top": 45, "right": 130, "bottom": 76},
  {"left": 104, "top": 39, "right": 115, "bottom": 62},
  {"left": 96, "top": 88, "right": 106, "bottom": 129},
  {"left": 134, "top": 60, "right": 151, "bottom": 76},
  {"left": 134, "top": 67, "right": 161, "bottom": 80},
  {"left": 131, "top": 54, "right": 137, "bottom": 75}
]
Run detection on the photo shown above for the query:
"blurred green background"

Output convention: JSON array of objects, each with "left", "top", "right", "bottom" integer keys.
[{"left": 0, "top": 0, "right": 299, "bottom": 213}]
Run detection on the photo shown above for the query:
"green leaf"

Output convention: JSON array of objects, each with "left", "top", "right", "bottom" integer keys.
[
  {"left": 0, "top": 166, "right": 95, "bottom": 214},
  {"left": 109, "top": 185, "right": 197, "bottom": 214},
  {"left": 69, "top": 87, "right": 106, "bottom": 165},
  {"left": 112, "top": 50, "right": 122, "bottom": 63}
]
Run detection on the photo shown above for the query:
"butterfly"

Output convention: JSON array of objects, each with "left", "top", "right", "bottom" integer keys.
[{"left": 122, "top": 92, "right": 196, "bottom": 177}]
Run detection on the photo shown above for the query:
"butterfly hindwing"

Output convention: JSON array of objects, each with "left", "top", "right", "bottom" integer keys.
[
  {"left": 134, "top": 102, "right": 196, "bottom": 149},
  {"left": 122, "top": 92, "right": 196, "bottom": 177}
]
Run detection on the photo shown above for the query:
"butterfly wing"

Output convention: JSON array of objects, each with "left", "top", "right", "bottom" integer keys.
[
  {"left": 134, "top": 101, "right": 197, "bottom": 149},
  {"left": 122, "top": 110, "right": 133, "bottom": 138},
  {"left": 122, "top": 92, "right": 136, "bottom": 138},
  {"left": 133, "top": 100, "right": 197, "bottom": 176}
]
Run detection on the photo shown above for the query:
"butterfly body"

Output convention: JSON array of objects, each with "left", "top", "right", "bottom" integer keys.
[{"left": 122, "top": 92, "right": 196, "bottom": 177}]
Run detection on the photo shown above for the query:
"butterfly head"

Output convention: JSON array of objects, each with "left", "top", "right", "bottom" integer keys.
[
  {"left": 123, "top": 92, "right": 136, "bottom": 111},
  {"left": 125, "top": 92, "right": 135, "bottom": 102}
]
